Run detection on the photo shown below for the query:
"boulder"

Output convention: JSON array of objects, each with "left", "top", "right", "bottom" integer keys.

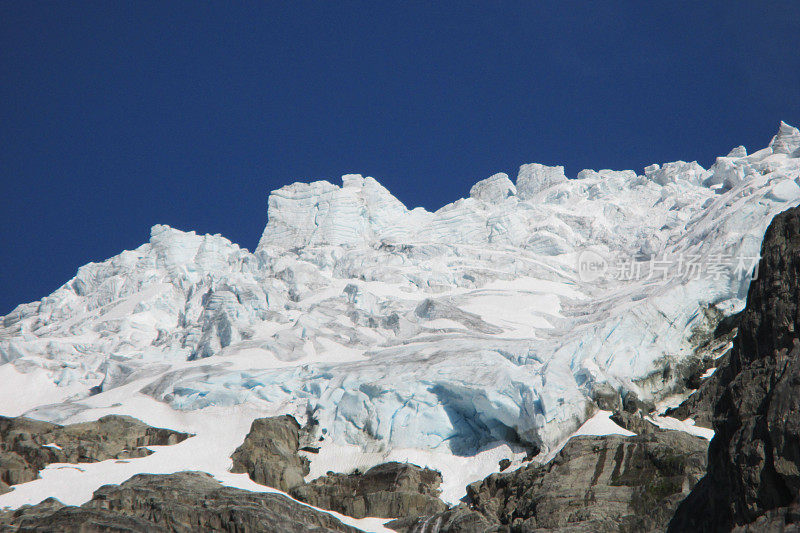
[{"left": 230, "top": 415, "right": 310, "bottom": 492}]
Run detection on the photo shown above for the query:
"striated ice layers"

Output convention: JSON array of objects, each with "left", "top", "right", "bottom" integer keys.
[{"left": 2, "top": 123, "right": 800, "bottom": 456}]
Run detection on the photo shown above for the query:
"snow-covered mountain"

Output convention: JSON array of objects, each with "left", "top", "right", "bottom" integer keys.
[{"left": 1, "top": 122, "right": 799, "bottom": 476}]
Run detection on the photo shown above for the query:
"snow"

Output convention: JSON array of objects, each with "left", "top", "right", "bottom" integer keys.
[
  {"left": 572, "top": 410, "right": 636, "bottom": 438},
  {"left": 0, "top": 123, "right": 798, "bottom": 517},
  {"left": 646, "top": 415, "right": 715, "bottom": 441},
  {"left": 0, "top": 364, "right": 80, "bottom": 417},
  {"left": 701, "top": 367, "right": 717, "bottom": 379},
  {"left": 303, "top": 441, "right": 527, "bottom": 505}
]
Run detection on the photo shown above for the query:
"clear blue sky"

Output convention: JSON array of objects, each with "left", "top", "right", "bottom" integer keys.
[{"left": 2, "top": 1, "right": 799, "bottom": 314}]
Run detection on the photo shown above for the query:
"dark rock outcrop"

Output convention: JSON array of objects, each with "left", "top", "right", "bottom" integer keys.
[
  {"left": 0, "top": 415, "right": 190, "bottom": 494},
  {"left": 608, "top": 410, "right": 659, "bottom": 435},
  {"left": 590, "top": 382, "right": 623, "bottom": 412},
  {"left": 670, "top": 206, "right": 800, "bottom": 531},
  {"left": 290, "top": 461, "right": 448, "bottom": 519},
  {"left": 0, "top": 471, "right": 360, "bottom": 532},
  {"left": 664, "top": 354, "right": 728, "bottom": 429},
  {"left": 229, "top": 414, "right": 310, "bottom": 491}
]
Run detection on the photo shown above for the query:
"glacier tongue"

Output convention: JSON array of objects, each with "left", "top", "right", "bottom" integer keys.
[{"left": 2, "top": 124, "right": 800, "bottom": 458}]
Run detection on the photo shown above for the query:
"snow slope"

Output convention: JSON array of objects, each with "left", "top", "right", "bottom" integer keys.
[{"left": 1, "top": 123, "right": 799, "bottom": 490}]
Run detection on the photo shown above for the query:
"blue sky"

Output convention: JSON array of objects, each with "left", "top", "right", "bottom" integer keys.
[{"left": 2, "top": 1, "right": 799, "bottom": 314}]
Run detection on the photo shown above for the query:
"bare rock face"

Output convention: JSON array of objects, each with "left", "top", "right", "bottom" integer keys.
[
  {"left": 396, "top": 430, "right": 707, "bottom": 533},
  {"left": 386, "top": 505, "right": 502, "bottom": 533},
  {"left": 469, "top": 432, "right": 707, "bottom": 532},
  {"left": 0, "top": 471, "right": 360, "bottom": 532},
  {"left": 670, "top": 205, "right": 800, "bottom": 531},
  {"left": 229, "top": 414, "right": 310, "bottom": 492},
  {"left": 0, "top": 415, "right": 190, "bottom": 494},
  {"left": 290, "top": 462, "right": 448, "bottom": 519},
  {"left": 664, "top": 355, "right": 727, "bottom": 429}
]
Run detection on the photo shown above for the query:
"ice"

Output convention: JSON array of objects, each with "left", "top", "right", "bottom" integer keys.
[
  {"left": 770, "top": 121, "right": 800, "bottom": 155},
  {"left": 1, "top": 122, "right": 799, "bottom": 473},
  {"left": 469, "top": 172, "right": 516, "bottom": 204},
  {"left": 516, "top": 163, "right": 567, "bottom": 199}
]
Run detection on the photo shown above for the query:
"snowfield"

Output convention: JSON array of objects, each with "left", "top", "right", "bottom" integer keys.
[{"left": 1, "top": 122, "right": 799, "bottom": 512}]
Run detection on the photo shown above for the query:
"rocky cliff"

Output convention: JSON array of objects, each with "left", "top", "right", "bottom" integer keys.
[{"left": 669, "top": 205, "right": 800, "bottom": 531}]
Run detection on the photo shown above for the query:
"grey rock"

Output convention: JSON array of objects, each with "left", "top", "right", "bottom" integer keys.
[
  {"left": 590, "top": 382, "right": 622, "bottom": 412},
  {"left": 393, "top": 429, "right": 708, "bottom": 532},
  {"left": 290, "top": 461, "right": 448, "bottom": 520},
  {"left": 731, "top": 501, "right": 800, "bottom": 532},
  {"left": 664, "top": 308, "right": 741, "bottom": 428},
  {"left": 669, "top": 205, "right": 800, "bottom": 531},
  {"left": 232, "top": 416, "right": 448, "bottom": 520},
  {"left": 387, "top": 504, "right": 504, "bottom": 533},
  {"left": 0, "top": 415, "right": 190, "bottom": 494},
  {"left": 621, "top": 390, "right": 655, "bottom": 414},
  {"left": 663, "top": 353, "right": 727, "bottom": 429},
  {"left": 0, "top": 471, "right": 360, "bottom": 532},
  {"left": 230, "top": 414, "right": 310, "bottom": 491},
  {"left": 609, "top": 410, "right": 660, "bottom": 435},
  {"left": 453, "top": 431, "right": 707, "bottom": 532}
]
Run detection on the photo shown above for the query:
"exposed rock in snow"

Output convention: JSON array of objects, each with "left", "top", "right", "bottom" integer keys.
[
  {"left": 394, "top": 429, "right": 709, "bottom": 532},
  {"left": 0, "top": 415, "right": 190, "bottom": 495},
  {"left": 230, "top": 415, "right": 310, "bottom": 492},
  {"left": 289, "top": 462, "right": 448, "bottom": 520}
]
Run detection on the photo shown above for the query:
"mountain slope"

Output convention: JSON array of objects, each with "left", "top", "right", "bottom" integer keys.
[{"left": 0, "top": 123, "right": 799, "bottom": 513}]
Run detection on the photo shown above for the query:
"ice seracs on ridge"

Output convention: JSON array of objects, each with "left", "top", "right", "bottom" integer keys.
[{"left": 2, "top": 123, "right": 800, "bottom": 463}]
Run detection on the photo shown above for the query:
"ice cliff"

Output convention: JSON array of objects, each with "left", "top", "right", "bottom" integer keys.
[{"left": 2, "top": 123, "right": 799, "bottom": 457}]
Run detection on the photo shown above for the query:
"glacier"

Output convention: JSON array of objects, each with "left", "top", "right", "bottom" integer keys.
[{"left": 1, "top": 122, "right": 800, "bottom": 460}]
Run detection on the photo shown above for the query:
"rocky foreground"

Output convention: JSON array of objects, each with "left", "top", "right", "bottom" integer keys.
[
  {"left": 1, "top": 410, "right": 708, "bottom": 532},
  {"left": 1, "top": 472, "right": 361, "bottom": 533},
  {"left": 2, "top": 205, "right": 800, "bottom": 531}
]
